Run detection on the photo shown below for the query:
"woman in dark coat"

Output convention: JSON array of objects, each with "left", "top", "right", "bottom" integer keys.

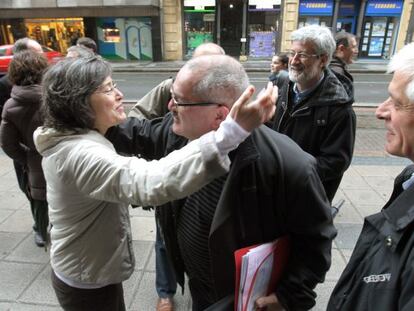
[{"left": 0, "top": 50, "right": 49, "bottom": 247}]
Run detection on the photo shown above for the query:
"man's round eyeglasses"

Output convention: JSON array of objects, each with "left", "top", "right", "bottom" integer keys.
[
  {"left": 170, "top": 86, "right": 219, "bottom": 108},
  {"left": 286, "top": 51, "right": 320, "bottom": 61}
]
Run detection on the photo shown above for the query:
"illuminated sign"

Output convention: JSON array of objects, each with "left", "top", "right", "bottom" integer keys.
[
  {"left": 299, "top": 1, "right": 333, "bottom": 16},
  {"left": 366, "top": 1, "right": 403, "bottom": 16}
]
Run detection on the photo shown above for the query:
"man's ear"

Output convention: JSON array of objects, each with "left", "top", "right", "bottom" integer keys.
[
  {"left": 213, "top": 105, "right": 230, "bottom": 129},
  {"left": 320, "top": 53, "right": 329, "bottom": 68}
]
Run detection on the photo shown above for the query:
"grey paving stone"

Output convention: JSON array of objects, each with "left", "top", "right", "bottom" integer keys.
[
  {"left": 4, "top": 303, "right": 62, "bottom": 310},
  {"left": 0, "top": 210, "right": 33, "bottom": 233},
  {"left": 19, "top": 265, "right": 59, "bottom": 306},
  {"left": 129, "top": 272, "right": 191, "bottom": 311},
  {"left": 146, "top": 245, "right": 156, "bottom": 272},
  {"left": 0, "top": 208, "right": 16, "bottom": 224},
  {"left": 334, "top": 201, "right": 363, "bottom": 224},
  {"left": 0, "top": 261, "right": 43, "bottom": 300},
  {"left": 312, "top": 281, "right": 337, "bottom": 311},
  {"left": 0, "top": 231, "right": 27, "bottom": 259},
  {"left": 0, "top": 191, "right": 27, "bottom": 211},
  {"left": 346, "top": 188, "right": 387, "bottom": 207},
  {"left": 132, "top": 240, "right": 154, "bottom": 271},
  {"left": 124, "top": 269, "right": 143, "bottom": 309},
  {"left": 5, "top": 234, "right": 50, "bottom": 264},
  {"left": 324, "top": 249, "right": 347, "bottom": 282},
  {"left": 130, "top": 215, "right": 156, "bottom": 241},
  {"left": 334, "top": 223, "right": 363, "bottom": 250},
  {"left": 129, "top": 206, "right": 155, "bottom": 217}
]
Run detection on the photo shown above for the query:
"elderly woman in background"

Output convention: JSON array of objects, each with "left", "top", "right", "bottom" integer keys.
[
  {"left": 33, "top": 56, "right": 275, "bottom": 310},
  {"left": 0, "top": 50, "right": 49, "bottom": 247}
]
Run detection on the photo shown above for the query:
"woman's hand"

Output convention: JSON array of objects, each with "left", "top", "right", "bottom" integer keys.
[
  {"left": 229, "top": 82, "right": 277, "bottom": 132},
  {"left": 255, "top": 293, "right": 285, "bottom": 311}
]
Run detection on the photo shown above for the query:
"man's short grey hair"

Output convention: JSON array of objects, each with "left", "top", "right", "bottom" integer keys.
[
  {"left": 67, "top": 45, "right": 94, "bottom": 58},
  {"left": 13, "top": 38, "right": 31, "bottom": 53},
  {"left": 290, "top": 25, "right": 336, "bottom": 64},
  {"left": 42, "top": 56, "right": 112, "bottom": 131},
  {"left": 183, "top": 55, "right": 249, "bottom": 106},
  {"left": 388, "top": 42, "right": 414, "bottom": 102}
]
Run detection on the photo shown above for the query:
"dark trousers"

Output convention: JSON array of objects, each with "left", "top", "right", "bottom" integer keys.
[
  {"left": 14, "top": 161, "right": 49, "bottom": 240},
  {"left": 51, "top": 271, "right": 126, "bottom": 311},
  {"left": 188, "top": 278, "right": 218, "bottom": 311}
]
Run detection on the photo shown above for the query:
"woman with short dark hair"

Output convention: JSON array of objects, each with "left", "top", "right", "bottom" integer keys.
[
  {"left": 0, "top": 50, "right": 49, "bottom": 247},
  {"left": 33, "top": 55, "right": 275, "bottom": 310}
]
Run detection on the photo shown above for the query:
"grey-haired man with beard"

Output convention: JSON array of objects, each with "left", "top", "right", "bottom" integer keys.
[{"left": 270, "top": 25, "right": 356, "bottom": 205}]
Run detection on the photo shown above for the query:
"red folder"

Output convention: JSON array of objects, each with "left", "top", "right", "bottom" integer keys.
[{"left": 234, "top": 236, "right": 290, "bottom": 311}]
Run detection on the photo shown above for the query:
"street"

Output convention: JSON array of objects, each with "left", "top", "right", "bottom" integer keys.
[{"left": 113, "top": 72, "right": 392, "bottom": 105}]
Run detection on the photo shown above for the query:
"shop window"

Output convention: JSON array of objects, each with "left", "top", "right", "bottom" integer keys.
[
  {"left": 184, "top": 0, "right": 215, "bottom": 58},
  {"left": 103, "top": 28, "right": 121, "bottom": 43}
]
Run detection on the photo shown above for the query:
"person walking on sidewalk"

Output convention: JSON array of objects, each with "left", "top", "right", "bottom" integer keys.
[
  {"left": 34, "top": 55, "right": 275, "bottom": 311},
  {"left": 0, "top": 50, "right": 50, "bottom": 247},
  {"left": 107, "top": 54, "right": 336, "bottom": 311},
  {"left": 0, "top": 38, "right": 47, "bottom": 245},
  {"left": 268, "top": 53, "right": 289, "bottom": 89},
  {"left": 127, "top": 42, "right": 226, "bottom": 311},
  {"left": 271, "top": 25, "right": 356, "bottom": 204},
  {"left": 328, "top": 42, "right": 414, "bottom": 311},
  {"left": 329, "top": 31, "right": 358, "bottom": 100}
]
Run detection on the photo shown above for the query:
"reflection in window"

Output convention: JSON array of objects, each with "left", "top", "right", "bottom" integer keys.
[{"left": 103, "top": 28, "right": 120, "bottom": 43}]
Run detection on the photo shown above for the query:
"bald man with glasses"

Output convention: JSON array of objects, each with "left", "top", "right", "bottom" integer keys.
[{"left": 107, "top": 54, "right": 335, "bottom": 311}]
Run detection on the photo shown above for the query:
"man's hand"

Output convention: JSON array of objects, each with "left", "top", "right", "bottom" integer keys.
[
  {"left": 255, "top": 293, "right": 285, "bottom": 311},
  {"left": 230, "top": 82, "right": 277, "bottom": 132}
]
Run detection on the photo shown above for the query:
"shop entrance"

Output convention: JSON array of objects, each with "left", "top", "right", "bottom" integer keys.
[
  {"left": 336, "top": 18, "right": 355, "bottom": 33},
  {"left": 25, "top": 18, "right": 84, "bottom": 53},
  {"left": 219, "top": 0, "right": 243, "bottom": 56},
  {"left": 359, "top": 16, "right": 398, "bottom": 58}
]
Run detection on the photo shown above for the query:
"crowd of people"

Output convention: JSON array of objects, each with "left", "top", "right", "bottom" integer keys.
[{"left": 0, "top": 26, "right": 414, "bottom": 311}]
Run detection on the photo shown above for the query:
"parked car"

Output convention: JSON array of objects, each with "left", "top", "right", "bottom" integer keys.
[{"left": 0, "top": 44, "right": 63, "bottom": 76}]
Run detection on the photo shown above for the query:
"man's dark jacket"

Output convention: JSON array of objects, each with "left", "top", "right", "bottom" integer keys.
[
  {"left": 107, "top": 113, "right": 337, "bottom": 310},
  {"left": 329, "top": 56, "right": 354, "bottom": 101},
  {"left": 272, "top": 68, "right": 356, "bottom": 202},
  {"left": 328, "top": 165, "right": 414, "bottom": 311},
  {"left": 0, "top": 74, "right": 12, "bottom": 116}
]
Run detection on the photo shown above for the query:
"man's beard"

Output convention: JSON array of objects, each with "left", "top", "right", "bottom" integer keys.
[{"left": 288, "top": 64, "right": 320, "bottom": 86}]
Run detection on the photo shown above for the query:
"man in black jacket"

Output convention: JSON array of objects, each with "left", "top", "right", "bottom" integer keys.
[
  {"left": 329, "top": 31, "right": 358, "bottom": 100},
  {"left": 107, "top": 54, "right": 336, "bottom": 311},
  {"left": 328, "top": 42, "right": 414, "bottom": 311},
  {"left": 272, "top": 25, "right": 356, "bottom": 204}
]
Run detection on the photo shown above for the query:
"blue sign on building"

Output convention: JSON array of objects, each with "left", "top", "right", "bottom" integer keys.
[
  {"left": 299, "top": 0, "right": 334, "bottom": 16},
  {"left": 339, "top": 0, "right": 357, "bottom": 16},
  {"left": 366, "top": 0, "right": 403, "bottom": 16}
]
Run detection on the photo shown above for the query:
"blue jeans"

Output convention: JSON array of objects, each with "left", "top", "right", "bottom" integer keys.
[{"left": 155, "top": 219, "right": 177, "bottom": 298}]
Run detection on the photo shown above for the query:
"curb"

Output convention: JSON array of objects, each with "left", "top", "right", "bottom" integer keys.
[{"left": 112, "top": 67, "right": 386, "bottom": 74}]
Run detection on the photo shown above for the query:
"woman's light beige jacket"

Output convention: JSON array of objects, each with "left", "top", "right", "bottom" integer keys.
[{"left": 34, "top": 127, "right": 230, "bottom": 287}]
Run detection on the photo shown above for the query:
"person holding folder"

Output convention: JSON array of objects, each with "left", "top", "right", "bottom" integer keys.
[{"left": 107, "top": 54, "right": 336, "bottom": 311}]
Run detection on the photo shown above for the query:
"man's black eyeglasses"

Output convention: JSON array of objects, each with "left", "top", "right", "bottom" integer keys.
[{"left": 170, "top": 86, "right": 219, "bottom": 107}]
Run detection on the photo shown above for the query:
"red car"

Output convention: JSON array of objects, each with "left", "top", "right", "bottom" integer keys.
[{"left": 0, "top": 44, "right": 63, "bottom": 75}]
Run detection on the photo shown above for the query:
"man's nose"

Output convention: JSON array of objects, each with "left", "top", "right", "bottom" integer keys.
[{"left": 375, "top": 99, "right": 390, "bottom": 120}]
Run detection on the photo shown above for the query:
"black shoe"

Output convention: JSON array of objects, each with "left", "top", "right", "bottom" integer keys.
[{"left": 34, "top": 231, "right": 46, "bottom": 247}]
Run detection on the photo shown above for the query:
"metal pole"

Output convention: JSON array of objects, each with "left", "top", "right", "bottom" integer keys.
[
  {"left": 241, "top": 0, "right": 247, "bottom": 56},
  {"left": 356, "top": 0, "right": 367, "bottom": 42},
  {"left": 332, "top": 0, "right": 340, "bottom": 34},
  {"left": 216, "top": 0, "right": 221, "bottom": 45}
]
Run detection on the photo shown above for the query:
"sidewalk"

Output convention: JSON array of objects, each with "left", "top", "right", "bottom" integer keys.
[
  {"left": 110, "top": 58, "right": 389, "bottom": 74},
  {"left": 0, "top": 128, "right": 409, "bottom": 311}
]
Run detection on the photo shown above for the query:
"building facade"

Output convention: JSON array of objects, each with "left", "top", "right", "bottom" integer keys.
[{"left": 0, "top": 0, "right": 413, "bottom": 61}]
